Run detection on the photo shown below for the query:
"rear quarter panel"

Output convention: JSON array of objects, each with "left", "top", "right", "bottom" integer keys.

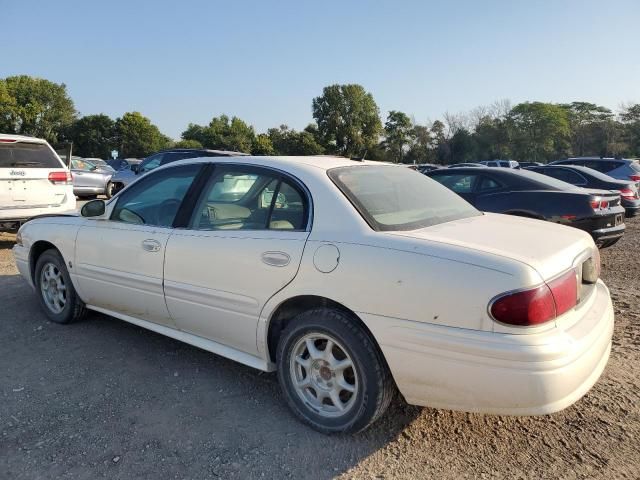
[{"left": 476, "top": 191, "right": 593, "bottom": 220}]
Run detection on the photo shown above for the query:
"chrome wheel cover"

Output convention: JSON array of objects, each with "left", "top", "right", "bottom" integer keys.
[
  {"left": 289, "top": 333, "right": 358, "bottom": 418},
  {"left": 39, "top": 262, "right": 67, "bottom": 314}
]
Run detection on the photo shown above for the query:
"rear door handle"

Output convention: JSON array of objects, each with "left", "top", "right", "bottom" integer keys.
[
  {"left": 142, "top": 239, "right": 161, "bottom": 252},
  {"left": 261, "top": 251, "right": 290, "bottom": 267}
]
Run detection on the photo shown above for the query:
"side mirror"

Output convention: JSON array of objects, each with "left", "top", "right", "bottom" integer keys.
[
  {"left": 131, "top": 164, "right": 140, "bottom": 174},
  {"left": 81, "top": 199, "right": 106, "bottom": 218}
]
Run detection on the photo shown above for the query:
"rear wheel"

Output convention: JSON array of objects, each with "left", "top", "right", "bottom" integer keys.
[
  {"left": 277, "top": 308, "right": 395, "bottom": 434},
  {"left": 34, "top": 249, "right": 86, "bottom": 324}
]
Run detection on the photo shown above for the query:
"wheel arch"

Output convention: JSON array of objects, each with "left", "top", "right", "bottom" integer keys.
[
  {"left": 265, "top": 295, "right": 385, "bottom": 366},
  {"left": 29, "top": 240, "right": 59, "bottom": 284}
]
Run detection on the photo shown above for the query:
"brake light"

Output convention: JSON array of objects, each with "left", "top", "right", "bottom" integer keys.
[
  {"left": 490, "top": 269, "right": 578, "bottom": 326},
  {"left": 48, "top": 171, "right": 72, "bottom": 184},
  {"left": 0, "top": 138, "right": 17, "bottom": 143},
  {"left": 630, "top": 174, "right": 640, "bottom": 182},
  {"left": 620, "top": 188, "right": 639, "bottom": 200},
  {"left": 590, "top": 198, "right": 601, "bottom": 210}
]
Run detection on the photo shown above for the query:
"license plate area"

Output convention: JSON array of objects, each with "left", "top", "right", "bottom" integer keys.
[{"left": 615, "top": 214, "right": 623, "bottom": 226}]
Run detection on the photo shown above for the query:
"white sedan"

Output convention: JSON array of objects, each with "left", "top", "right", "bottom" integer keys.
[{"left": 13, "top": 156, "right": 614, "bottom": 433}]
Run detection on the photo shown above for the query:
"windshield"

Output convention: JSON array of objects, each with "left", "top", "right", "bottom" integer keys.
[
  {"left": 0, "top": 142, "right": 62, "bottom": 168},
  {"left": 328, "top": 165, "right": 481, "bottom": 231}
]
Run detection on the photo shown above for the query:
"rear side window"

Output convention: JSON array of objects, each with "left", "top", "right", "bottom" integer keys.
[
  {"left": 583, "top": 160, "right": 622, "bottom": 173},
  {"left": 0, "top": 142, "right": 62, "bottom": 168},
  {"left": 545, "top": 169, "right": 586, "bottom": 185},
  {"left": 432, "top": 174, "right": 475, "bottom": 193}
]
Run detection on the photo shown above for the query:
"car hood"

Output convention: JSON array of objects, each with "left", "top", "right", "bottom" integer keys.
[{"left": 386, "top": 212, "right": 594, "bottom": 280}]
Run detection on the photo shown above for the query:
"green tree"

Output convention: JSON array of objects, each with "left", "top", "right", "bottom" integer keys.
[
  {"left": 182, "top": 115, "right": 255, "bottom": 152},
  {"left": 66, "top": 114, "right": 116, "bottom": 158},
  {"left": 0, "top": 75, "right": 76, "bottom": 143},
  {"left": 312, "top": 84, "right": 382, "bottom": 156},
  {"left": 267, "top": 125, "right": 324, "bottom": 155},
  {"left": 507, "top": 102, "right": 570, "bottom": 161},
  {"left": 473, "top": 116, "right": 512, "bottom": 160},
  {"left": 115, "top": 111, "right": 172, "bottom": 157},
  {"left": 382, "top": 111, "right": 414, "bottom": 163},
  {"left": 560, "top": 102, "right": 614, "bottom": 156},
  {"left": 620, "top": 104, "right": 640, "bottom": 156},
  {"left": 173, "top": 139, "right": 203, "bottom": 149},
  {"left": 405, "top": 124, "right": 434, "bottom": 164},
  {"left": 251, "top": 133, "right": 275, "bottom": 155}
]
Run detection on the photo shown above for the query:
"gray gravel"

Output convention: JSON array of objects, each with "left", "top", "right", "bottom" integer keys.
[{"left": 1, "top": 217, "right": 639, "bottom": 479}]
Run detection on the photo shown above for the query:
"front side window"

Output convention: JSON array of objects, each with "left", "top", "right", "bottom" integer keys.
[
  {"left": 329, "top": 166, "right": 480, "bottom": 231},
  {"left": 111, "top": 164, "right": 201, "bottom": 227},
  {"left": 478, "top": 176, "right": 502, "bottom": 192},
  {"left": 431, "top": 173, "right": 475, "bottom": 193},
  {"left": 71, "top": 159, "right": 94, "bottom": 171},
  {"left": 192, "top": 167, "right": 308, "bottom": 231}
]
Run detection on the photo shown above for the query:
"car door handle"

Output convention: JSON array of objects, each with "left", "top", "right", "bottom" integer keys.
[
  {"left": 141, "top": 239, "right": 161, "bottom": 252},
  {"left": 261, "top": 251, "right": 290, "bottom": 267}
]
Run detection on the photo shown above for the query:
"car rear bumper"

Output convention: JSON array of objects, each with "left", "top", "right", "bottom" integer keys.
[
  {"left": 359, "top": 279, "right": 613, "bottom": 415},
  {"left": 590, "top": 224, "right": 625, "bottom": 244},
  {"left": 0, "top": 200, "right": 77, "bottom": 232},
  {"left": 74, "top": 186, "right": 106, "bottom": 195}
]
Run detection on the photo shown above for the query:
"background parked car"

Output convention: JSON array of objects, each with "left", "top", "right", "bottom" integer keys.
[
  {"left": 527, "top": 165, "right": 640, "bottom": 217},
  {"left": 447, "top": 162, "right": 486, "bottom": 168},
  {"left": 70, "top": 158, "right": 113, "bottom": 198},
  {"left": 480, "top": 160, "right": 520, "bottom": 168},
  {"left": 107, "top": 148, "right": 248, "bottom": 197},
  {"left": 550, "top": 157, "right": 640, "bottom": 183},
  {"left": 427, "top": 167, "right": 626, "bottom": 248},
  {"left": 82, "top": 158, "right": 115, "bottom": 172},
  {"left": 518, "top": 161, "right": 544, "bottom": 168},
  {"left": 0, "top": 134, "right": 75, "bottom": 232},
  {"left": 107, "top": 158, "right": 142, "bottom": 172}
]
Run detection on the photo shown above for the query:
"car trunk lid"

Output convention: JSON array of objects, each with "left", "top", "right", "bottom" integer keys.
[{"left": 386, "top": 212, "right": 595, "bottom": 281}]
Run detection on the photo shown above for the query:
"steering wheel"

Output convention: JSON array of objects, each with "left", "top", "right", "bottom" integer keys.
[{"left": 157, "top": 199, "right": 182, "bottom": 226}]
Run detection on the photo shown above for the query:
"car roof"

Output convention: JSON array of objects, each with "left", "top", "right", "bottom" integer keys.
[
  {"left": 154, "top": 155, "right": 387, "bottom": 173},
  {"left": 429, "top": 166, "right": 579, "bottom": 190},
  {"left": 562, "top": 157, "right": 634, "bottom": 164},
  {"left": 535, "top": 164, "right": 628, "bottom": 183},
  {"left": 0, "top": 134, "right": 48, "bottom": 144},
  {"left": 156, "top": 148, "right": 250, "bottom": 156}
]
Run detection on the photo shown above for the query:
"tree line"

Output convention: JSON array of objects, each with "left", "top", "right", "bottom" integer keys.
[{"left": 1, "top": 75, "right": 639, "bottom": 163}]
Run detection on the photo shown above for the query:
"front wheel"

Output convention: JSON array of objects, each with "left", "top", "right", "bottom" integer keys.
[
  {"left": 105, "top": 181, "right": 115, "bottom": 199},
  {"left": 34, "top": 249, "right": 86, "bottom": 324},
  {"left": 277, "top": 308, "right": 395, "bottom": 434}
]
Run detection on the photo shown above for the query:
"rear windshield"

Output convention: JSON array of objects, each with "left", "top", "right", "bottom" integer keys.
[
  {"left": 328, "top": 165, "right": 481, "bottom": 231},
  {"left": 0, "top": 142, "right": 62, "bottom": 168},
  {"left": 507, "top": 168, "right": 579, "bottom": 190}
]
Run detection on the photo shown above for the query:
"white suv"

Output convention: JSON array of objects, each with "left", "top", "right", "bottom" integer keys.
[{"left": 0, "top": 134, "right": 76, "bottom": 232}]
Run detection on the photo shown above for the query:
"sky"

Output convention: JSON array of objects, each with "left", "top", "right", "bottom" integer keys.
[{"left": 2, "top": 0, "right": 639, "bottom": 140}]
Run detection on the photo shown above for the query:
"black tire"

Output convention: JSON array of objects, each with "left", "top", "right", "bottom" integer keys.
[
  {"left": 105, "top": 181, "right": 114, "bottom": 199},
  {"left": 34, "top": 249, "right": 86, "bottom": 324},
  {"left": 277, "top": 308, "right": 395, "bottom": 434}
]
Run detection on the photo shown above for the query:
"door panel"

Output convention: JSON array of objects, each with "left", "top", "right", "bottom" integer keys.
[
  {"left": 75, "top": 222, "right": 174, "bottom": 326},
  {"left": 164, "top": 230, "right": 309, "bottom": 354}
]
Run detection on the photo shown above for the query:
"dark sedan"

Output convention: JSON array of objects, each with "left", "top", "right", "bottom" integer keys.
[
  {"left": 427, "top": 167, "right": 625, "bottom": 248},
  {"left": 527, "top": 165, "right": 640, "bottom": 217}
]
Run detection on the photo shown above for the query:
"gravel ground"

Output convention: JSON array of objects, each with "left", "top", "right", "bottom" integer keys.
[{"left": 1, "top": 218, "right": 639, "bottom": 479}]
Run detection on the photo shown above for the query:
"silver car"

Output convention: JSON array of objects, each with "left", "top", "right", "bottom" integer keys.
[
  {"left": 551, "top": 157, "right": 640, "bottom": 182},
  {"left": 70, "top": 158, "right": 113, "bottom": 198}
]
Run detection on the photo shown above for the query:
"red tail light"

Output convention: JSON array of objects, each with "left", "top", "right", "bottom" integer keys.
[
  {"left": 48, "top": 171, "right": 72, "bottom": 184},
  {"left": 620, "top": 188, "right": 639, "bottom": 200},
  {"left": 0, "top": 138, "right": 17, "bottom": 143},
  {"left": 490, "top": 269, "right": 578, "bottom": 326},
  {"left": 630, "top": 174, "right": 640, "bottom": 182}
]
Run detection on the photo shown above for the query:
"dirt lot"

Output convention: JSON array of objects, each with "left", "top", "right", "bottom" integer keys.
[{"left": 1, "top": 218, "right": 639, "bottom": 480}]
